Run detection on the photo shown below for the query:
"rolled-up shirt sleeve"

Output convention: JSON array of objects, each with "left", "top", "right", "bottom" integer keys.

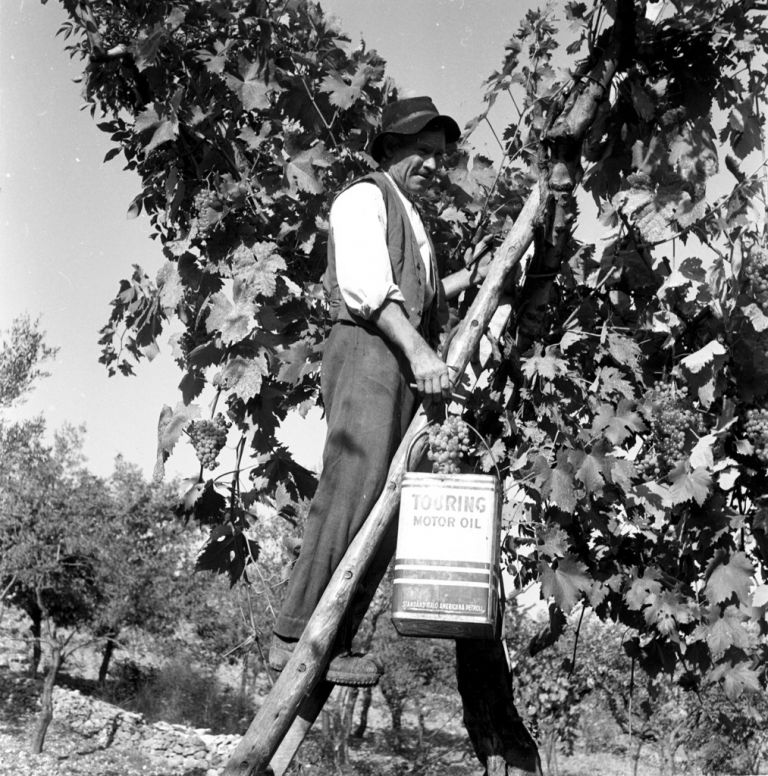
[{"left": 329, "top": 182, "right": 405, "bottom": 319}]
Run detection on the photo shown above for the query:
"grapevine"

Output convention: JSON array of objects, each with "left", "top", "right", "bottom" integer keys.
[
  {"left": 188, "top": 413, "right": 231, "bottom": 470},
  {"left": 637, "top": 382, "right": 703, "bottom": 479},
  {"left": 427, "top": 416, "right": 474, "bottom": 475},
  {"left": 744, "top": 409, "right": 768, "bottom": 465}
]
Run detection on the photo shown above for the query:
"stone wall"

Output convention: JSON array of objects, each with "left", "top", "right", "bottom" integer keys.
[{"left": 53, "top": 685, "right": 240, "bottom": 774}]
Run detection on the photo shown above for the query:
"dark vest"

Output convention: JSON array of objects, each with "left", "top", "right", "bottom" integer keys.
[{"left": 324, "top": 172, "right": 447, "bottom": 346}]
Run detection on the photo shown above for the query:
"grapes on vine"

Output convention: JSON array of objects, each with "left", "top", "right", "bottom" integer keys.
[
  {"left": 743, "top": 246, "right": 768, "bottom": 311},
  {"left": 637, "top": 381, "right": 704, "bottom": 479},
  {"left": 188, "top": 413, "right": 231, "bottom": 470},
  {"left": 192, "top": 188, "right": 225, "bottom": 234},
  {"left": 743, "top": 408, "right": 768, "bottom": 465},
  {"left": 427, "top": 416, "right": 474, "bottom": 475}
]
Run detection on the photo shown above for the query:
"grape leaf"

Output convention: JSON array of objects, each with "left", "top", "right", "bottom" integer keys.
[
  {"left": 625, "top": 568, "right": 662, "bottom": 611},
  {"left": 705, "top": 551, "right": 754, "bottom": 604},
  {"left": 522, "top": 348, "right": 568, "bottom": 381},
  {"left": 539, "top": 556, "right": 591, "bottom": 612},
  {"left": 596, "top": 366, "right": 634, "bottom": 399},
  {"left": 319, "top": 63, "right": 376, "bottom": 109},
  {"left": 643, "top": 590, "right": 693, "bottom": 637},
  {"left": 225, "top": 57, "right": 273, "bottom": 111},
  {"left": 276, "top": 340, "right": 316, "bottom": 385},
  {"left": 285, "top": 143, "right": 333, "bottom": 194},
  {"left": 689, "top": 433, "right": 716, "bottom": 469},
  {"left": 570, "top": 448, "right": 606, "bottom": 495},
  {"left": 134, "top": 103, "right": 179, "bottom": 153},
  {"left": 752, "top": 583, "right": 768, "bottom": 608},
  {"left": 592, "top": 400, "right": 644, "bottom": 444},
  {"left": 158, "top": 402, "right": 201, "bottom": 454},
  {"left": 666, "top": 465, "right": 711, "bottom": 505},
  {"left": 727, "top": 99, "right": 761, "bottom": 159},
  {"left": 479, "top": 438, "right": 506, "bottom": 473},
  {"left": 176, "top": 478, "right": 226, "bottom": 525},
  {"left": 743, "top": 303, "right": 768, "bottom": 333},
  {"left": 195, "top": 523, "right": 260, "bottom": 587},
  {"left": 217, "top": 355, "right": 269, "bottom": 401},
  {"left": 606, "top": 332, "right": 641, "bottom": 375},
  {"left": 132, "top": 25, "right": 165, "bottom": 71},
  {"left": 206, "top": 292, "right": 256, "bottom": 345},
  {"left": 695, "top": 606, "right": 752, "bottom": 655},
  {"left": 680, "top": 340, "right": 727, "bottom": 374},
  {"left": 233, "top": 243, "right": 287, "bottom": 298},
  {"left": 709, "top": 660, "right": 762, "bottom": 700},
  {"left": 179, "top": 371, "right": 205, "bottom": 405},
  {"left": 536, "top": 525, "right": 569, "bottom": 559},
  {"left": 560, "top": 329, "right": 588, "bottom": 352},
  {"left": 550, "top": 455, "right": 577, "bottom": 512},
  {"left": 448, "top": 154, "right": 497, "bottom": 201}
]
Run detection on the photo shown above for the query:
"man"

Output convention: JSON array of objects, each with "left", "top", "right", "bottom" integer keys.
[{"left": 269, "top": 96, "right": 489, "bottom": 685}]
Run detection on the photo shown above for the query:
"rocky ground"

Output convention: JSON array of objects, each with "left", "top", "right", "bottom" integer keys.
[{"left": 0, "top": 667, "right": 477, "bottom": 776}]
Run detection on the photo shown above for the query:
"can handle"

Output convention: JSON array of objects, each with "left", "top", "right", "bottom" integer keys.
[{"left": 404, "top": 427, "right": 431, "bottom": 472}]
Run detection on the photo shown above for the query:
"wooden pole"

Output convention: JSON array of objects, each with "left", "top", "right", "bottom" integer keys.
[{"left": 222, "top": 189, "right": 540, "bottom": 776}]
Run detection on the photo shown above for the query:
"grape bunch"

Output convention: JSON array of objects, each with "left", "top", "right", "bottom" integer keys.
[
  {"left": 192, "top": 189, "right": 224, "bottom": 234},
  {"left": 188, "top": 413, "right": 231, "bottom": 470},
  {"left": 744, "top": 409, "right": 768, "bottom": 465},
  {"left": 427, "top": 416, "right": 473, "bottom": 475},
  {"left": 637, "top": 382, "right": 703, "bottom": 479},
  {"left": 743, "top": 246, "right": 768, "bottom": 311}
]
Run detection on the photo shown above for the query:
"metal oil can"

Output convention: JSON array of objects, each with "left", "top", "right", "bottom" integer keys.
[{"left": 392, "top": 472, "right": 502, "bottom": 639}]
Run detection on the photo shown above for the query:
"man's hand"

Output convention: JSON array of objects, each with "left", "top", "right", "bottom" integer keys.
[
  {"left": 409, "top": 341, "right": 452, "bottom": 401},
  {"left": 371, "top": 300, "right": 452, "bottom": 402}
]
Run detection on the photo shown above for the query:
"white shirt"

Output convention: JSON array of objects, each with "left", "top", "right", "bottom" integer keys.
[{"left": 329, "top": 172, "right": 435, "bottom": 319}]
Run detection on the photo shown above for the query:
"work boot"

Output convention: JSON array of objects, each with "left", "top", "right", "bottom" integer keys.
[{"left": 268, "top": 635, "right": 382, "bottom": 687}]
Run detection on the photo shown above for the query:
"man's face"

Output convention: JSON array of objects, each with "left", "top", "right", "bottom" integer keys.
[{"left": 385, "top": 129, "right": 447, "bottom": 197}]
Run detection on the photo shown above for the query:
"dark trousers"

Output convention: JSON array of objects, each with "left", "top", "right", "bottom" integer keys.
[{"left": 274, "top": 322, "right": 417, "bottom": 641}]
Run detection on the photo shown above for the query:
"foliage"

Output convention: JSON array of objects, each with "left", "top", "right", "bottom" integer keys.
[
  {"left": 0, "top": 421, "right": 106, "bottom": 635},
  {"left": 0, "top": 315, "right": 58, "bottom": 408},
  {"left": 49, "top": 0, "right": 768, "bottom": 702}
]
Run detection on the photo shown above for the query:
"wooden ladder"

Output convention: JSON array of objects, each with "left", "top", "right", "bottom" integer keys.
[{"left": 221, "top": 192, "right": 538, "bottom": 776}]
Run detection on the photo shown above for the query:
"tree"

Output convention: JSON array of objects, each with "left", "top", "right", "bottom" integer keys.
[
  {"left": 46, "top": 0, "right": 768, "bottom": 770},
  {"left": 0, "top": 315, "right": 57, "bottom": 408},
  {"left": 91, "top": 455, "right": 189, "bottom": 684},
  {"left": 0, "top": 419, "right": 109, "bottom": 752}
]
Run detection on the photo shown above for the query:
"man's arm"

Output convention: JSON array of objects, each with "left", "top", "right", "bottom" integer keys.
[
  {"left": 441, "top": 235, "right": 496, "bottom": 300},
  {"left": 370, "top": 301, "right": 452, "bottom": 401}
]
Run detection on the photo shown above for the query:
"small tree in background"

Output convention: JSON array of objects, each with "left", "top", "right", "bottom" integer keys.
[
  {"left": 0, "top": 315, "right": 57, "bottom": 409},
  {"left": 92, "top": 455, "right": 185, "bottom": 685},
  {"left": 0, "top": 419, "right": 109, "bottom": 753}
]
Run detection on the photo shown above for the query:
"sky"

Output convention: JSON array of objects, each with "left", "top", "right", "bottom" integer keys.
[{"left": 0, "top": 0, "right": 540, "bottom": 481}]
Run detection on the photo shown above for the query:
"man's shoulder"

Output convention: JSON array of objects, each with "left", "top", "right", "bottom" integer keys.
[{"left": 331, "top": 177, "right": 386, "bottom": 215}]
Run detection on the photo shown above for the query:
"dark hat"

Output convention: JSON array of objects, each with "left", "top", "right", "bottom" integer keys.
[{"left": 370, "top": 96, "right": 461, "bottom": 162}]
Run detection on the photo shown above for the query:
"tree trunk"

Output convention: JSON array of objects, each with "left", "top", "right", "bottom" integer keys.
[
  {"left": 456, "top": 639, "right": 542, "bottom": 776},
  {"left": 542, "top": 728, "right": 559, "bottom": 776},
  {"left": 238, "top": 651, "right": 250, "bottom": 719},
  {"left": 353, "top": 686, "right": 372, "bottom": 739},
  {"left": 98, "top": 632, "right": 118, "bottom": 685},
  {"left": 657, "top": 742, "right": 673, "bottom": 776},
  {"left": 379, "top": 679, "right": 404, "bottom": 737},
  {"left": 30, "top": 618, "right": 62, "bottom": 754},
  {"left": 341, "top": 686, "right": 358, "bottom": 737},
  {"left": 29, "top": 606, "right": 42, "bottom": 679},
  {"left": 631, "top": 739, "right": 644, "bottom": 776}
]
